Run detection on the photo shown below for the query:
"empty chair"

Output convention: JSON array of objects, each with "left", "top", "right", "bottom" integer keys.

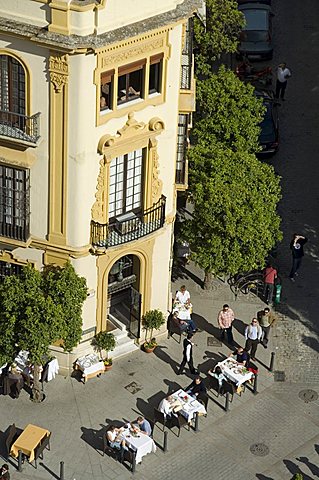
[
  {"left": 198, "top": 392, "right": 209, "bottom": 412},
  {"left": 6, "top": 424, "right": 17, "bottom": 456},
  {"left": 40, "top": 433, "right": 51, "bottom": 451},
  {"left": 170, "top": 413, "right": 190, "bottom": 437},
  {"left": 153, "top": 408, "right": 166, "bottom": 431},
  {"left": 31, "top": 440, "right": 47, "bottom": 468},
  {"left": 208, "top": 375, "right": 221, "bottom": 397}
]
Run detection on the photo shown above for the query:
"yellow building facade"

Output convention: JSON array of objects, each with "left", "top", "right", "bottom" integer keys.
[{"left": 0, "top": 0, "right": 199, "bottom": 373}]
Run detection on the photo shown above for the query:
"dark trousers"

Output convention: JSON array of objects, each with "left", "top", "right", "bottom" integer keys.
[
  {"left": 275, "top": 80, "right": 287, "bottom": 99},
  {"left": 220, "top": 326, "right": 234, "bottom": 345},
  {"left": 263, "top": 282, "right": 274, "bottom": 304},
  {"left": 290, "top": 257, "right": 302, "bottom": 278},
  {"left": 245, "top": 338, "right": 259, "bottom": 358},
  {"left": 261, "top": 326, "right": 271, "bottom": 346},
  {"left": 178, "top": 356, "right": 196, "bottom": 374}
]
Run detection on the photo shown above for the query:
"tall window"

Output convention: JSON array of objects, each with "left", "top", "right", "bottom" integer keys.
[
  {"left": 0, "top": 55, "right": 25, "bottom": 114},
  {"left": 0, "top": 165, "right": 30, "bottom": 241},
  {"left": 100, "top": 69, "right": 114, "bottom": 112},
  {"left": 176, "top": 114, "right": 189, "bottom": 184},
  {"left": 117, "top": 60, "right": 145, "bottom": 105},
  {"left": 149, "top": 54, "right": 163, "bottom": 95},
  {"left": 108, "top": 149, "right": 143, "bottom": 219}
]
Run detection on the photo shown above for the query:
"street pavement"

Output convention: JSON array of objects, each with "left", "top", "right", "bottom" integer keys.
[
  {"left": 1, "top": 0, "right": 319, "bottom": 479},
  {"left": 1, "top": 263, "right": 319, "bottom": 480}
]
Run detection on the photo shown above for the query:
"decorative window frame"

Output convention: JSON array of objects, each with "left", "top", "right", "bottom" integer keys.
[
  {"left": 94, "top": 29, "right": 171, "bottom": 125},
  {"left": 91, "top": 113, "right": 164, "bottom": 224}
]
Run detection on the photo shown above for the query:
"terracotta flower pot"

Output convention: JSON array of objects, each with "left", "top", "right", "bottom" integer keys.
[
  {"left": 143, "top": 343, "right": 157, "bottom": 353},
  {"left": 104, "top": 364, "right": 113, "bottom": 371}
]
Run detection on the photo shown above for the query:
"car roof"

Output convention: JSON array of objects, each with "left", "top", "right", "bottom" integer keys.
[{"left": 239, "top": 3, "right": 271, "bottom": 11}]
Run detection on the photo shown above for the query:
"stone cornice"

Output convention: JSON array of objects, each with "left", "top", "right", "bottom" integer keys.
[{"left": 0, "top": 0, "right": 201, "bottom": 52}]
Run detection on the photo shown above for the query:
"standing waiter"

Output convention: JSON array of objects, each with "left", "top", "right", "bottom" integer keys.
[{"left": 178, "top": 333, "right": 197, "bottom": 375}]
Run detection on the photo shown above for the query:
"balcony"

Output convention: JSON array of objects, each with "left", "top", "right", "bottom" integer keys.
[
  {"left": 0, "top": 110, "right": 41, "bottom": 146},
  {"left": 91, "top": 195, "right": 166, "bottom": 249}
]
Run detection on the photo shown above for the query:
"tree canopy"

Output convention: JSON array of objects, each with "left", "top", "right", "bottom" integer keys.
[
  {"left": 0, "top": 262, "right": 87, "bottom": 367},
  {"left": 194, "top": 0, "right": 245, "bottom": 75},
  {"left": 182, "top": 67, "right": 282, "bottom": 278}
]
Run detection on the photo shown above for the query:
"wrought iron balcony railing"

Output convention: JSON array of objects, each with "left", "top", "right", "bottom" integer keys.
[
  {"left": 91, "top": 195, "right": 166, "bottom": 249},
  {"left": 0, "top": 110, "right": 41, "bottom": 145}
]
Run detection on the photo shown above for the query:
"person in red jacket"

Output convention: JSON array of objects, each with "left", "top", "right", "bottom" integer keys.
[{"left": 263, "top": 263, "right": 277, "bottom": 305}]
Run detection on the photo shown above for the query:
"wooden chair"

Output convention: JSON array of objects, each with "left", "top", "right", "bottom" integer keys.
[
  {"left": 31, "top": 440, "right": 47, "bottom": 468},
  {"left": 153, "top": 408, "right": 167, "bottom": 431},
  {"left": 208, "top": 375, "right": 221, "bottom": 397},
  {"left": 102, "top": 434, "right": 119, "bottom": 459},
  {"left": 198, "top": 392, "right": 209, "bottom": 413},
  {"left": 167, "top": 314, "right": 188, "bottom": 344},
  {"left": 41, "top": 433, "right": 51, "bottom": 451},
  {"left": 221, "top": 381, "right": 235, "bottom": 402},
  {"left": 5, "top": 424, "right": 17, "bottom": 456},
  {"left": 170, "top": 413, "right": 190, "bottom": 437}
]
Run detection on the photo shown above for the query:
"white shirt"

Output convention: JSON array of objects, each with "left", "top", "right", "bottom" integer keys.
[
  {"left": 277, "top": 67, "right": 291, "bottom": 83},
  {"left": 175, "top": 289, "right": 190, "bottom": 304},
  {"left": 245, "top": 324, "right": 262, "bottom": 341},
  {"left": 158, "top": 398, "right": 172, "bottom": 417}
]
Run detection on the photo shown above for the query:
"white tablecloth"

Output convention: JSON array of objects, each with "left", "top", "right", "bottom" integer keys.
[
  {"left": 172, "top": 302, "right": 193, "bottom": 321},
  {"left": 171, "top": 389, "right": 206, "bottom": 421},
  {"left": 76, "top": 354, "right": 104, "bottom": 376},
  {"left": 122, "top": 428, "right": 156, "bottom": 464},
  {"left": 216, "top": 357, "right": 253, "bottom": 386},
  {"left": 47, "top": 358, "right": 59, "bottom": 381}
]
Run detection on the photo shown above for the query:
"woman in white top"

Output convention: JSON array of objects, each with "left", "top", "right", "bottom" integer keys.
[
  {"left": 106, "top": 425, "right": 128, "bottom": 462},
  {"left": 175, "top": 285, "right": 191, "bottom": 305}
]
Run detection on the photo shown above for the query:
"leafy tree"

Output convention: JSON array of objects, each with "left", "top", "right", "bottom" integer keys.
[
  {"left": 195, "top": 66, "right": 265, "bottom": 153},
  {"left": 194, "top": 0, "right": 245, "bottom": 75},
  {"left": 0, "top": 262, "right": 87, "bottom": 402},
  {"left": 181, "top": 67, "right": 282, "bottom": 285}
]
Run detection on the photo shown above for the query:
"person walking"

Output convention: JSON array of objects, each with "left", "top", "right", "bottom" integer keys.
[
  {"left": 289, "top": 234, "right": 308, "bottom": 281},
  {"left": 218, "top": 304, "right": 235, "bottom": 346},
  {"left": 178, "top": 333, "right": 197, "bottom": 375},
  {"left": 257, "top": 307, "right": 277, "bottom": 348},
  {"left": 275, "top": 63, "right": 291, "bottom": 100},
  {"left": 0, "top": 464, "right": 10, "bottom": 480},
  {"left": 245, "top": 318, "right": 262, "bottom": 360},
  {"left": 263, "top": 263, "right": 277, "bottom": 305}
]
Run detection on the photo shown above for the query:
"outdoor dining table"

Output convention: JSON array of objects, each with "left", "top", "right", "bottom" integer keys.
[
  {"left": 171, "top": 389, "right": 206, "bottom": 422},
  {"left": 172, "top": 301, "right": 193, "bottom": 321},
  {"left": 10, "top": 424, "right": 51, "bottom": 463},
  {"left": 75, "top": 354, "right": 105, "bottom": 383},
  {"left": 121, "top": 426, "right": 156, "bottom": 464},
  {"left": 214, "top": 356, "right": 253, "bottom": 387}
]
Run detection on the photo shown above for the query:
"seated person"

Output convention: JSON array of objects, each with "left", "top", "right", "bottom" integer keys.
[
  {"left": 172, "top": 312, "right": 197, "bottom": 333},
  {"left": 209, "top": 365, "right": 227, "bottom": 390},
  {"left": 106, "top": 425, "right": 128, "bottom": 463},
  {"left": 186, "top": 376, "right": 207, "bottom": 398},
  {"left": 132, "top": 416, "right": 152, "bottom": 436},
  {"left": 158, "top": 395, "right": 181, "bottom": 419},
  {"left": 8, "top": 364, "right": 24, "bottom": 399},
  {"left": 100, "top": 96, "right": 107, "bottom": 109},
  {"left": 175, "top": 285, "right": 191, "bottom": 306},
  {"left": 0, "top": 464, "right": 10, "bottom": 480},
  {"left": 231, "top": 347, "right": 249, "bottom": 366}
]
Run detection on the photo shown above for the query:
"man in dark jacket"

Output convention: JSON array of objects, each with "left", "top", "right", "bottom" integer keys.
[
  {"left": 289, "top": 234, "right": 307, "bottom": 281},
  {"left": 0, "top": 464, "right": 10, "bottom": 480},
  {"left": 186, "top": 376, "right": 207, "bottom": 398},
  {"left": 178, "top": 333, "right": 197, "bottom": 375}
]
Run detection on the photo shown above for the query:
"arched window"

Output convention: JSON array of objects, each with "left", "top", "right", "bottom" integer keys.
[{"left": 0, "top": 55, "right": 25, "bottom": 115}]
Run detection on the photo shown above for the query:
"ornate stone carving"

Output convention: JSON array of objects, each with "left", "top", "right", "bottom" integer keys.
[
  {"left": 49, "top": 55, "right": 69, "bottom": 92},
  {"left": 149, "top": 139, "right": 163, "bottom": 202},
  {"left": 101, "top": 38, "right": 165, "bottom": 68},
  {"left": 91, "top": 157, "right": 107, "bottom": 223}
]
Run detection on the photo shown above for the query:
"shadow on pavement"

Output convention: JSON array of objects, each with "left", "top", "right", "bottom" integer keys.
[
  {"left": 283, "top": 459, "right": 313, "bottom": 480},
  {"left": 255, "top": 475, "right": 274, "bottom": 480},
  {"left": 38, "top": 462, "right": 60, "bottom": 480},
  {"left": 81, "top": 425, "right": 106, "bottom": 456},
  {"left": 296, "top": 456, "right": 319, "bottom": 476},
  {"left": 153, "top": 345, "right": 180, "bottom": 375}
]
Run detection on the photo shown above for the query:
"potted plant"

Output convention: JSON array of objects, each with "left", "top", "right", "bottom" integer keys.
[
  {"left": 142, "top": 309, "right": 166, "bottom": 353},
  {"left": 91, "top": 331, "right": 116, "bottom": 370}
]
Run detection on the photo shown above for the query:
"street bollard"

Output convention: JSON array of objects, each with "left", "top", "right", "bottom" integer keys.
[
  {"left": 163, "top": 431, "right": 168, "bottom": 452},
  {"left": 60, "top": 461, "right": 65, "bottom": 480},
  {"left": 131, "top": 452, "right": 136, "bottom": 474},
  {"left": 18, "top": 450, "right": 23, "bottom": 472},
  {"left": 225, "top": 392, "right": 230, "bottom": 412},
  {"left": 194, "top": 411, "right": 199, "bottom": 432},
  {"left": 269, "top": 351, "right": 275, "bottom": 372},
  {"left": 275, "top": 283, "right": 282, "bottom": 304},
  {"left": 253, "top": 373, "right": 258, "bottom": 395}
]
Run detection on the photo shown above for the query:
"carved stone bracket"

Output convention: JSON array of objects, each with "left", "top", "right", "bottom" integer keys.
[{"left": 49, "top": 54, "right": 69, "bottom": 92}]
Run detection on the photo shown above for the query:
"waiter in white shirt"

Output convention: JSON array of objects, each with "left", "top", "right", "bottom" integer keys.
[
  {"left": 175, "top": 285, "right": 191, "bottom": 306},
  {"left": 275, "top": 63, "right": 291, "bottom": 101}
]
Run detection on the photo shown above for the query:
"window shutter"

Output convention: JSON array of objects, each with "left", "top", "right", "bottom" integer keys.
[
  {"left": 118, "top": 59, "right": 146, "bottom": 76},
  {"left": 150, "top": 53, "right": 164, "bottom": 65},
  {"left": 101, "top": 69, "right": 115, "bottom": 84}
]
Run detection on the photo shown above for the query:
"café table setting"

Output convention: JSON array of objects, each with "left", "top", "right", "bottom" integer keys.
[
  {"left": 171, "top": 389, "right": 206, "bottom": 422},
  {"left": 120, "top": 424, "right": 156, "bottom": 464},
  {"left": 172, "top": 301, "right": 193, "bottom": 321},
  {"left": 213, "top": 356, "right": 253, "bottom": 387},
  {"left": 75, "top": 353, "right": 105, "bottom": 383},
  {"left": 10, "top": 423, "right": 51, "bottom": 463}
]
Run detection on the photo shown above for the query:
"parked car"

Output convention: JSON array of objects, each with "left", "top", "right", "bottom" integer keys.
[
  {"left": 255, "top": 88, "right": 279, "bottom": 156},
  {"left": 238, "top": 3, "right": 274, "bottom": 60}
]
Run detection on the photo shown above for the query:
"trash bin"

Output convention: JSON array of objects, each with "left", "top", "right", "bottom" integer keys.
[{"left": 274, "top": 283, "right": 282, "bottom": 304}]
